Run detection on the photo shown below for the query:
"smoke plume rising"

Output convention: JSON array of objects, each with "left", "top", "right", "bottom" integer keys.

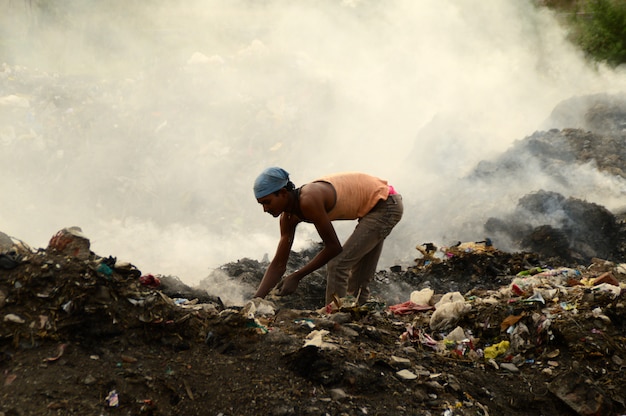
[{"left": 1, "top": 0, "right": 625, "bottom": 287}]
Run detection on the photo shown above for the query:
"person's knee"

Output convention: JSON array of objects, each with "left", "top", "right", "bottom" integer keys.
[
  {"left": 326, "top": 257, "right": 338, "bottom": 274},
  {"left": 329, "top": 256, "right": 352, "bottom": 274}
]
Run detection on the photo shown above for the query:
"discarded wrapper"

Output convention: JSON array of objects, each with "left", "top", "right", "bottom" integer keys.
[{"left": 105, "top": 390, "right": 119, "bottom": 407}]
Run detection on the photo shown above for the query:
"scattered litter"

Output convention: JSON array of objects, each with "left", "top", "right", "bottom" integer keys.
[
  {"left": 139, "top": 274, "right": 161, "bottom": 288},
  {"left": 484, "top": 341, "right": 510, "bottom": 360},
  {"left": 4, "top": 373, "right": 17, "bottom": 386},
  {"left": 388, "top": 300, "right": 434, "bottom": 315},
  {"left": 429, "top": 292, "right": 471, "bottom": 331},
  {"left": 1, "top": 221, "right": 626, "bottom": 414},
  {"left": 105, "top": 390, "right": 119, "bottom": 407},
  {"left": 304, "top": 329, "right": 338, "bottom": 350},
  {"left": 410, "top": 288, "right": 434, "bottom": 305},
  {"left": 396, "top": 369, "right": 418, "bottom": 380},
  {"left": 43, "top": 343, "right": 68, "bottom": 362},
  {"left": 3, "top": 313, "right": 25, "bottom": 324}
]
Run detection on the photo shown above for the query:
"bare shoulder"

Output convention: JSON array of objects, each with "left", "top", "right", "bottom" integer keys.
[
  {"left": 300, "top": 181, "right": 333, "bottom": 201},
  {"left": 299, "top": 181, "right": 335, "bottom": 218}
]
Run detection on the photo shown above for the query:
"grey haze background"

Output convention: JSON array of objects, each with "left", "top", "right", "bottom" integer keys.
[{"left": 1, "top": 0, "right": 626, "bottom": 287}]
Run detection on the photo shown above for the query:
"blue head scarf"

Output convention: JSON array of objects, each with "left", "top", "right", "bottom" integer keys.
[{"left": 253, "top": 167, "right": 290, "bottom": 199}]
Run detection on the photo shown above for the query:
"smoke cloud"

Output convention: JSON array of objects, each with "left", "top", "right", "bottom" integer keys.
[{"left": 1, "top": 0, "right": 626, "bottom": 286}]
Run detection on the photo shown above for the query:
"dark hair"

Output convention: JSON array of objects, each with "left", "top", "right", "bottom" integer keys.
[{"left": 273, "top": 180, "right": 295, "bottom": 195}]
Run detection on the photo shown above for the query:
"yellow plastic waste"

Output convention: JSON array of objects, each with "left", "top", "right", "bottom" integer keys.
[{"left": 484, "top": 340, "right": 510, "bottom": 359}]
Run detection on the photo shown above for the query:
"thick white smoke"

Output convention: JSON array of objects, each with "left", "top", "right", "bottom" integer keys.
[{"left": 1, "top": 0, "right": 626, "bottom": 287}]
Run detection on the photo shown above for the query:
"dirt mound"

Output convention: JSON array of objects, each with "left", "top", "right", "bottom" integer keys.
[
  {"left": 547, "top": 93, "right": 626, "bottom": 135},
  {"left": 472, "top": 93, "right": 626, "bottom": 182},
  {"left": 468, "top": 93, "right": 626, "bottom": 264},
  {"left": 2, "top": 227, "right": 626, "bottom": 416},
  {"left": 485, "top": 190, "right": 626, "bottom": 264}
]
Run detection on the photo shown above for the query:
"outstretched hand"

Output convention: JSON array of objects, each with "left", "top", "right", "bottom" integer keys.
[{"left": 276, "top": 273, "right": 300, "bottom": 296}]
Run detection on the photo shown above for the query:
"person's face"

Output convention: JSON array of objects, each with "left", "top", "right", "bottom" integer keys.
[{"left": 257, "top": 190, "right": 287, "bottom": 217}]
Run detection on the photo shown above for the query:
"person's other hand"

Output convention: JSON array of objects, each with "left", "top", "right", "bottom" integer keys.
[{"left": 277, "top": 273, "right": 299, "bottom": 296}]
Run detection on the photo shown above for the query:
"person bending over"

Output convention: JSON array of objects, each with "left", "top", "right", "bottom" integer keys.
[{"left": 252, "top": 167, "right": 403, "bottom": 305}]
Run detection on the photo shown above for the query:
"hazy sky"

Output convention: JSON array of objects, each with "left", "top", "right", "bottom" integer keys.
[{"left": 1, "top": 0, "right": 626, "bottom": 287}]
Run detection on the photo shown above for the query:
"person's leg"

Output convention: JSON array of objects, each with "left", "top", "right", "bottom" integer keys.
[
  {"left": 325, "top": 218, "right": 382, "bottom": 303},
  {"left": 347, "top": 238, "right": 384, "bottom": 303},
  {"left": 348, "top": 195, "right": 403, "bottom": 303},
  {"left": 325, "top": 256, "right": 348, "bottom": 303},
  {"left": 325, "top": 195, "right": 403, "bottom": 304}
]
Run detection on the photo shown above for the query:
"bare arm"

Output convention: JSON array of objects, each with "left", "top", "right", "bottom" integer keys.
[
  {"left": 291, "top": 211, "right": 342, "bottom": 280},
  {"left": 278, "top": 184, "right": 342, "bottom": 294},
  {"left": 254, "top": 213, "right": 298, "bottom": 298}
]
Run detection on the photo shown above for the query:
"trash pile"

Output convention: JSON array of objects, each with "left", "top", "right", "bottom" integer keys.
[
  {"left": 3, "top": 225, "right": 625, "bottom": 415},
  {"left": 2, "top": 90, "right": 626, "bottom": 416},
  {"left": 0, "top": 228, "right": 222, "bottom": 354},
  {"left": 229, "top": 239, "right": 626, "bottom": 416}
]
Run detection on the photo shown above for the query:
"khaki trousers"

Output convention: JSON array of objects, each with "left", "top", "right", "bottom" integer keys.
[{"left": 325, "top": 194, "right": 403, "bottom": 305}]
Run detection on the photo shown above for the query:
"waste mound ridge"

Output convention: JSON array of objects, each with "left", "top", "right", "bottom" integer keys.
[{"left": 1, "top": 228, "right": 625, "bottom": 415}]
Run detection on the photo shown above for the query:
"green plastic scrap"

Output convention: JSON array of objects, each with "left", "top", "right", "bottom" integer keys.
[
  {"left": 246, "top": 319, "right": 269, "bottom": 334},
  {"left": 516, "top": 267, "right": 544, "bottom": 276}
]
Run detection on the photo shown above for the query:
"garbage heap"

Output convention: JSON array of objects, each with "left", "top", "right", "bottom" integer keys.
[
  {"left": 1, "top": 227, "right": 626, "bottom": 415},
  {"left": 218, "top": 238, "right": 626, "bottom": 415},
  {"left": 0, "top": 228, "right": 220, "bottom": 352}
]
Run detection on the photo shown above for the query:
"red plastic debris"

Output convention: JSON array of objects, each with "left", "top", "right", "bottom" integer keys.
[{"left": 139, "top": 274, "right": 161, "bottom": 288}]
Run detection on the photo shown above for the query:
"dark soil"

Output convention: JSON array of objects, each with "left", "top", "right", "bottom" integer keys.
[{"left": 1, "top": 232, "right": 625, "bottom": 416}]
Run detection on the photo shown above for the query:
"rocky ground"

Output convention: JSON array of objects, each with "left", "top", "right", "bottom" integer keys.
[{"left": 1, "top": 220, "right": 625, "bottom": 416}]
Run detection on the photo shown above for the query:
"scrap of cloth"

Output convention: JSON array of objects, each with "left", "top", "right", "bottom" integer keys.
[
  {"left": 254, "top": 167, "right": 290, "bottom": 199},
  {"left": 388, "top": 301, "right": 435, "bottom": 315}
]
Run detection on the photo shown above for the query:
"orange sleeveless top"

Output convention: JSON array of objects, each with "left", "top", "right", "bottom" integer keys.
[{"left": 315, "top": 172, "right": 390, "bottom": 220}]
